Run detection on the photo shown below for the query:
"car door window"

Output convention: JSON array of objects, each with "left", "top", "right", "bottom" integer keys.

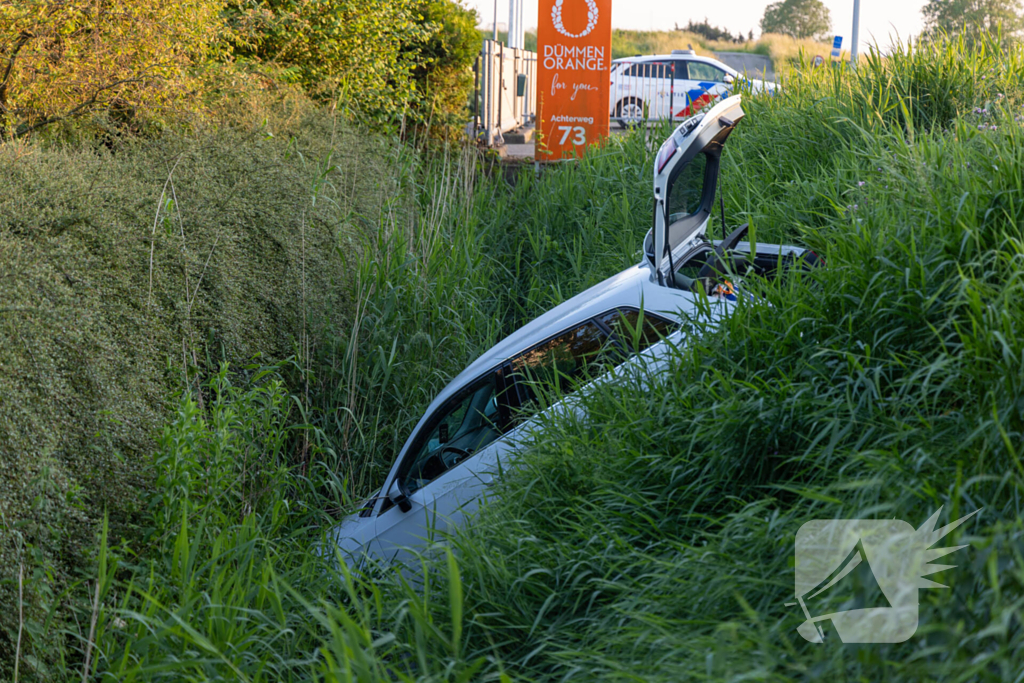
[
  {"left": 597, "top": 308, "right": 678, "bottom": 355},
  {"left": 687, "top": 62, "right": 728, "bottom": 83},
  {"left": 673, "top": 61, "right": 689, "bottom": 81},
  {"left": 400, "top": 369, "right": 512, "bottom": 494},
  {"left": 510, "top": 321, "right": 610, "bottom": 408}
]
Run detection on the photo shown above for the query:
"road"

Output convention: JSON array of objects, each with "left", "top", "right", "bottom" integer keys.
[{"left": 714, "top": 52, "right": 776, "bottom": 82}]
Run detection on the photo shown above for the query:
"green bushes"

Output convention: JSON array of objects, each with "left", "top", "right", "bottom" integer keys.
[
  {"left": 0, "top": 0, "right": 227, "bottom": 138},
  {"left": 0, "top": 111, "right": 405, "bottom": 677},
  {"left": 86, "top": 367, "right": 504, "bottom": 681}
]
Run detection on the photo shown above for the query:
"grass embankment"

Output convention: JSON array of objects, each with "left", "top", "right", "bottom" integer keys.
[
  {"left": 487, "top": 29, "right": 837, "bottom": 66},
  {"left": 611, "top": 29, "right": 837, "bottom": 65},
  {"left": 8, "top": 36, "right": 1024, "bottom": 680}
]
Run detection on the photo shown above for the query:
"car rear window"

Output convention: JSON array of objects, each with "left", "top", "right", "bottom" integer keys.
[
  {"left": 667, "top": 151, "right": 708, "bottom": 222},
  {"left": 510, "top": 321, "right": 610, "bottom": 403},
  {"left": 598, "top": 308, "right": 677, "bottom": 354}
]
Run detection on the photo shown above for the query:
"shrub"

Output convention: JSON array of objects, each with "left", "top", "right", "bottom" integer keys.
[{"left": 0, "top": 109, "right": 401, "bottom": 677}]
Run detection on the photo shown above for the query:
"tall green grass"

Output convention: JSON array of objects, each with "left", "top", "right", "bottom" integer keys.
[{"left": 29, "top": 36, "right": 1024, "bottom": 681}]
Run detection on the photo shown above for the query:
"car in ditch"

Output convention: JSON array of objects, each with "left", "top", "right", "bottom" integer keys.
[
  {"left": 610, "top": 50, "right": 778, "bottom": 127},
  {"left": 328, "top": 95, "right": 821, "bottom": 567}
]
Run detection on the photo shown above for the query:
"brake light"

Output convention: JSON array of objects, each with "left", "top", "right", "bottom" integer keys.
[{"left": 656, "top": 138, "right": 678, "bottom": 173}]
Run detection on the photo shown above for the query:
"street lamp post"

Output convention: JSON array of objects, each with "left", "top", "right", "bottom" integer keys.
[{"left": 851, "top": 0, "right": 861, "bottom": 67}]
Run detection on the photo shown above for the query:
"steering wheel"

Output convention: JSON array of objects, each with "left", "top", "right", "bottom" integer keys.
[
  {"left": 696, "top": 223, "right": 750, "bottom": 290},
  {"left": 440, "top": 445, "right": 472, "bottom": 466}
]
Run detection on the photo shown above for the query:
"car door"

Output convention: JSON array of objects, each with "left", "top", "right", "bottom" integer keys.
[
  {"left": 371, "top": 363, "right": 516, "bottom": 563},
  {"left": 674, "top": 60, "right": 730, "bottom": 118},
  {"left": 371, "top": 320, "right": 612, "bottom": 563}
]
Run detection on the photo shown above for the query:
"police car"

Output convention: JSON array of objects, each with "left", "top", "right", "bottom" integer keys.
[
  {"left": 328, "top": 95, "right": 818, "bottom": 567},
  {"left": 610, "top": 50, "right": 777, "bottom": 127}
]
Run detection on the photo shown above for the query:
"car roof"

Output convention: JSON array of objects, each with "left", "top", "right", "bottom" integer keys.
[
  {"left": 377, "top": 260, "right": 701, "bottom": 496},
  {"left": 438, "top": 260, "right": 689, "bottom": 403}
]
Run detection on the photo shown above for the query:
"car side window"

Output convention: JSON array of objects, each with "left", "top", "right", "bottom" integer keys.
[
  {"left": 400, "top": 368, "right": 513, "bottom": 494},
  {"left": 673, "top": 61, "right": 689, "bottom": 81},
  {"left": 597, "top": 308, "right": 677, "bottom": 355},
  {"left": 510, "top": 321, "right": 610, "bottom": 408},
  {"left": 688, "top": 62, "right": 727, "bottom": 83}
]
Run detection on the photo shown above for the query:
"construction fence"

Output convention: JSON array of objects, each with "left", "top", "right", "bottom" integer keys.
[{"left": 474, "top": 40, "right": 536, "bottom": 146}]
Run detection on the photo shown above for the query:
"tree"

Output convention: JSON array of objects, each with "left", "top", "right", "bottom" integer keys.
[
  {"left": 760, "top": 0, "right": 831, "bottom": 41},
  {"left": 0, "top": 0, "right": 225, "bottom": 139},
  {"left": 680, "top": 18, "right": 735, "bottom": 42},
  {"left": 921, "top": 0, "right": 1024, "bottom": 45}
]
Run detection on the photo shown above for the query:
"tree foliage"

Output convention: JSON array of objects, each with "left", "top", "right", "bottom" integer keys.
[
  {"left": 0, "top": 0, "right": 225, "bottom": 138},
  {"left": 409, "top": 0, "right": 479, "bottom": 134},
  {"left": 226, "top": 0, "right": 425, "bottom": 125},
  {"left": 0, "top": 0, "right": 480, "bottom": 139},
  {"left": 760, "top": 0, "right": 832, "bottom": 41},
  {"left": 225, "top": 0, "right": 478, "bottom": 134},
  {"left": 922, "top": 0, "right": 1024, "bottom": 45},
  {"left": 677, "top": 18, "right": 739, "bottom": 43}
]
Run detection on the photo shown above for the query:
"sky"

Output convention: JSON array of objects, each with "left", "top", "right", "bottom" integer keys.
[{"left": 469, "top": 0, "right": 927, "bottom": 54}]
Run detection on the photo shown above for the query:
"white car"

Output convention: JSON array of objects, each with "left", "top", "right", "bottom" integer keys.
[
  {"left": 329, "top": 96, "right": 820, "bottom": 566},
  {"left": 610, "top": 50, "right": 778, "bottom": 127}
]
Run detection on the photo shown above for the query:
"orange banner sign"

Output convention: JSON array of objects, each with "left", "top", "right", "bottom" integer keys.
[{"left": 536, "top": 0, "right": 612, "bottom": 160}]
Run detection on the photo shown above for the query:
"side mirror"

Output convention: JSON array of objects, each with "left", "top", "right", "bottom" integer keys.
[
  {"left": 723, "top": 74, "right": 735, "bottom": 85},
  {"left": 391, "top": 478, "right": 413, "bottom": 513}
]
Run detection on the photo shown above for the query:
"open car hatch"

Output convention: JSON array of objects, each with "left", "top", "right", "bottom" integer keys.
[{"left": 647, "top": 95, "right": 745, "bottom": 284}]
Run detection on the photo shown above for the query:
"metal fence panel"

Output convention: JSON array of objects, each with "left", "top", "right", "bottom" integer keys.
[
  {"left": 476, "top": 40, "right": 537, "bottom": 145},
  {"left": 610, "top": 60, "right": 677, "bottom": 127}
]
